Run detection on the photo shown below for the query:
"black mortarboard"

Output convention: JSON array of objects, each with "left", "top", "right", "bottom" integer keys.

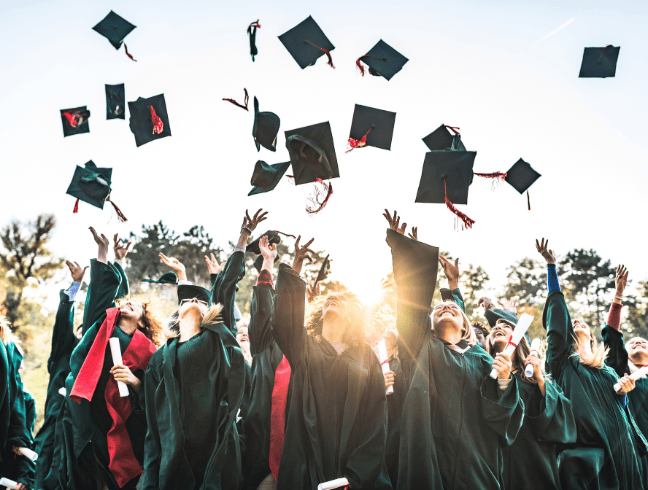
[
  {"left": 253, "top": 97, "right": 280, "bottom": 152},
  {"left": 177, "top": 285, "right": 211, "bottom": 306},
  {"left": 128, "top": 94, "right": 171, "bottom": 147},
  {"left": 579, "top": 46, "right": 620, "bottom": 78},
  {"left": 285, "top": 122, "right": 339, "bottom": 185},
  {"left": 253, "top": 254, "right": 280, "bottom": 273},
  {"left": 348, "top": 104, "right": 396, "bottom": 151},
  {"left": 278, "top": 16, "right": 335, "bottom": 69},
  {"left": 93, "top": 11, "right": 136, "bottom": 50},
  {"left": 249, "top": 160, "right": 290, "bottom": 196},
  {"left": 143, "top": 271, "right": 178, "bottom": 285},
  {"left": 248, "top": 20, "right": 261, "bottom": 61},
  {"left": 357, "top": 40, "right": 408, "bottom": 81},
  {"left": 505, "top": 158, "right": 541, "bottom": 194},
  {"left": 106, "top": 84, "right": 125, "bottom": 120},
  {"left": 313, "top": 254, "right": 330, "bottom": 289},
  {"left": 415, "top": 151, "right": 476, "bottom": 205},
  {"left": 484, "top": 309, "right": 519, "bottom": 328},
  {"left": 66, "top": 161, "right": 112, "bottom": 209},
  {"left": 60, "top": 107, "right": 90, "bottom": 137},
  {"left": 247, "top": 230, "right": 281, "bottom": 255},
  {"left": 422, "top": 125, "right": 465, "bottom": 151}
]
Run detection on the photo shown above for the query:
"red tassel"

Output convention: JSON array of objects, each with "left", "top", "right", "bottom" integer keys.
[
  {"left": 62, "top": 112, "right": 81, "bottom": 127},
  {"left": 222, "top": 88, "right": 250, "bottom": 111},
  {"left": 275, "top": 230, "right": 297, "bottom": 239},
  {"left": 123, "top": 43, "right": 137, "bottom": 62},
  {"left": 444, "top": 180, "right": 474, "bottom": 230},
  {"left": 355, "top": 54, "right": 386, "bottom": 76},
  {"left": 445, "top": 126, "right": 461, "bottom": 136},
  {"left": 306, "top": 179, "right": 333, "bottom": 215},
  {"left": 73, "top": 199, "right": 79, "bottom": 214},
  {"left": 150, "top": 106, "right": 164, "bottom": 135},
  {"left": 527, "top": 191, "right": 531, "bottom": 211},
  {"left": 474, "top": 171, "right": 508, "bottom": 189},
  {"left": 247, "top": 19, "right": 261, "bottom": 33},
  {"left": 598, "top": 44, "right": 613, "bottom": 63},
  {"left": 346, "top": 126, "right": 374, "bottom": 153},
  {"left": 304, "top": 39, "right": 335, "bottom": 69},
  {"left": 107, "top": 198, "right": 128, "bottom": 222}
]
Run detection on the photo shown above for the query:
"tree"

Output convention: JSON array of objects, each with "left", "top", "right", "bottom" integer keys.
[
  {"left": 461, "top": 264, "right": 490, "bottom": 317},
  {"left": 0, "top": 214, "right": 63, "bottom": 327},
  {"left": 502, "top": 258, "right": 546, "bottom": 307},
  {"left": 624, "top": 280, "right": 648, "bottom": 339}
]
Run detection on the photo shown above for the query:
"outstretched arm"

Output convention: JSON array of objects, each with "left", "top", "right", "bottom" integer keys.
[
  {"left": 438, "top": 255, "right": 465, "bottom": 313},
  {"left": 272, "top": 263, "right": 308, "bottom": 367},
  {"left": 249, "top": 236, "right": 277, "bottom": 355},
  {"left": 603, "top": 265, "right": 630, "bottom": 376},
  {"left": 49, "top": 261, "right": 85, "bottom": 366}
]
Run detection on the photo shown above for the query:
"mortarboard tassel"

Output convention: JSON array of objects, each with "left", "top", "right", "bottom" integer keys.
[
  {"left": 62, "top": 112, "right": 82, "bottom": 128},
  {"left": 527, "top": 191, "right": 531, "bottom": 211},
  {"left": 275, "top": 230, "right": 297, "bottom": 239},
  {"left": 355, "top": 55, "right": 386, "bottom": 76},
  {"left": 444, "top": 179, "right": 475, "bottom": 230},
  {"left": 474, "top": 171, "right": 508, "bottom": 189},
  {"left": 73, "top": 199, "right": 79, "bottom": 214},
  {"left": 304, "top": 39, "right": 335, "bottom": 69},
  {"left": 247, "top": 20, "right": 261, "bottom": 61},
  {"left": 123, "top": 43, "right": 137, "bottom": 62},
  {"left": 445, "top": 126, "right": 461, "bottom": 136},
  {"left": 598, "top": 44, "right": 614, "bottom": 63},
  {"left": 306, "top": 178, "right": 333, "bottom": 215},
  {"left": 346, "top": 125, "right": 374, "bottom": 153},
  {"left": 223, "top": 88, "right": 250, "bottom": 111},
  {"left": 150, "top": 106, "right": 164, "bottom": 135},
  {"left": 107, "top": 198, "right": 128, "bottom": 222}
]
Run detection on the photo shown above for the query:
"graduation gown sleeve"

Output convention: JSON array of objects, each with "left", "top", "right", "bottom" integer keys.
[
  {"left": 480, "top": 376, "right": 525, "bottom": 446},
  {"left": 211, "top": 250, "right": 246, "bottom": 335},
  {"left": 440, "top": 287, "right": 466, "bottom": 313},
  {"left": 272, "top": 264, "right": 307, "bottom": 367},
  {"left": 48, "top": 290, "right": 78, "bottom": 373},
  {"left": 542, "top": 291, "right": 573, "bottom": 378},
  {"left": 249, "top": 282, "right": 275, "bottom": 356},
  {"left": 524, "top": 377, "right": 577, "bottom": 444},
  {"left": 141, "top": 351, "right": 163, "bottom": 490},
  {"left": 80, "top": 259, "right": 124, "bottom": 335}
]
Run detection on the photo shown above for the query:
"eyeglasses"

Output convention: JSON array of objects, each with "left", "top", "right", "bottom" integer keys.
[{"left": 180, "top": 299, "right": 208, "bottom": 307}]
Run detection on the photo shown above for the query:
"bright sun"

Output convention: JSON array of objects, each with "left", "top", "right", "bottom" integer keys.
[{"left": 353, "top": 281, "right": 385, "bottom": 306}]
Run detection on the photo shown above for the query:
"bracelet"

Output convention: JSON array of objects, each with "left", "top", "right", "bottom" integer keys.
[
  {"left": 615, "top": 295, "right": 623, "bottom": 301},
  {"left": 241, "top": 226, "right": 252, "bottom": 235}
]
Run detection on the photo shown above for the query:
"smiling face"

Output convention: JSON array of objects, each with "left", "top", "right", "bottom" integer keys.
[
  {"left": 119, "top": 301, "right": 145, "bottom": 324},
  {"left": 432, "top": 302, "right": 463, "bottom": 332},
  {"left": 573, "top": 319, "right": 592, "bottom": 343},
  {"left": 237, "top": 323, "right": 249, "bottom": 347},
  {"left": 627, "top": 337, "right": 648, "bottom": 364},
  {"left": 178, "top": 298, "right": 208, "bottom": 319},
  {"left": 321, "top": 293, "right": 354, "bottom": 322},
  {"left": 488, "top": 320, "right": 515, "bottom": 353}
]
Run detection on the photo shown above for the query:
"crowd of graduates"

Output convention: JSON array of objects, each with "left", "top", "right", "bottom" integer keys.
[{"left": 1, "top": 208, "right": 648, "bottom": 490}]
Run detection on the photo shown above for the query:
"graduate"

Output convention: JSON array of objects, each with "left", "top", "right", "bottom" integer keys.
[
  {"left": 484, "top": 305, "right": 577, "bottom": 490},
  {"left": 601, "top": 265, "right": 648, "bottom": 484},
  {"left": 141, "top": 209, "right": 265, "bottom": 490},
  {"left": 66, "top": 229, "right": 162, "bottom": 490},
  {"left": 0, "top": 317, "right": 34, "bottom": 490},
  {"left": 384, "top": 211, "right": 524, "bottom": 490},
  {"left": 271, "top": 234, "right": 392, "bottom": 489},
  {"left": 243, "top": 234, "right": 313, "bottom": 490},
  {"left": 537, "top": 238, "right": 647, "bottom": 490},
  {"left": 34, "top": 260, "right": 85, "bottom": 489}
]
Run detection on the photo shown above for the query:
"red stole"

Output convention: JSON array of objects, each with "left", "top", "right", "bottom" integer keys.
[
  {"left": 69, "top": 307, "right": 156, "bottom": 488},
  {"left": 269, "top": 354, "right": 291, "bottom": 481}
]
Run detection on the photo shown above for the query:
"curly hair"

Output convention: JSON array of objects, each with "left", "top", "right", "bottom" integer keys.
[{"left": 305, "top": 292, "right": 369, "bottom": 347}]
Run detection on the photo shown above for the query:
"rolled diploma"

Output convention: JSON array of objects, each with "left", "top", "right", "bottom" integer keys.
[
  {"left": 58, "top": 387, "right": 66, "bottom": 396},
  {"left": 0, "top": 477, "right": 18, "bottom": 489},
  {"left": 109, "top": 338, "right": 129, "bottom": 397},
  {"left": 524, "top": 338, "right": 542, "bottom": 377},
  {"left": 318, "top": 477, "right": 349, "bottom": 490},
  {"left": 16, "top": 447, "right": 38, "bottom": 461},
  {"left": 614, "top": 365, "right": 648, "bottom": 392},
  {"left": 490, "top": 313, "right": 534, "bottom": 379},
  {"left": 378, "top": 339, "right": 394, "bottom": 395}
]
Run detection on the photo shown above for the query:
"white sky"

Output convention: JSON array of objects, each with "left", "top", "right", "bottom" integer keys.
[{"left": 1, "top": 0, "right": 648, "bottom": 307}]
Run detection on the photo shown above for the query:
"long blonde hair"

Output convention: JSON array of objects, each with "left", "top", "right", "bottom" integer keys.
[
  {"left": 165, "top": 303, "right": 223, "bottom": 339},
  {"left": 432, "top": 301, "right": 477, "bottom": 347},
  {"left": 0, "top": 316, "right": 10, "bottom": 344},
  {"left": 572, "top": 332, "right": 608, "bottom": 369}
]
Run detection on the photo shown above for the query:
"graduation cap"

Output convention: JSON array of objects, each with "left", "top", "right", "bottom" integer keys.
[
  {"left": 128, "top": 94, "right": 171, "bottom": 147},
  {"left": 347, "top": 104, "right": 396, "bottom": 152},
  {"left": 422, "top": 125, "right": 465, "bottom": 151},
  {"left": 92, "top": 11, "right": 137, "bottom": 61},
  {"left": 249, "top": 160, "right": 290, "bottom": 196},
  {"left": 66, "top": 161, "right": 127, "bottom": 221},
  {"left": 579, "top": 45, "right": 620, "bottom": 78},
  {"left": 484, "top": 308, "right": 519, "bottom": 328},
  {"left": 253, "top": 97, "right": 280, "bottom": 152},
  {"left": 248, "top": 20, "right": 261, "bottom": 61},
  {"left": 60, "top": 107, "right": 90, "bottom": 137},
  {"left": 415, "top": 150, "right": 476, "bottom": 229},
  {"left": 504, "top": 158, "right": 541, "bottom": 210},
  {"left": 356, "top": 40, "right": 408, "bottom": 81},
  {"left": 313, "top": 254, "right": 330, "bottom": 290},
  {"left": 142, "top": 271, "right": 178, "bottom": 285},
  {"left": 247, "top": 230, "right": 282, "bottom": 255},
  {"left": 278, "top": 16, "right": 335, "bottom": 69},
  {"left": 177, "top": 285, "right": 212, "bottom": 306},
  {"left": 285, "top": 122, "right": 339, "bottom": 185},
  {"left": 105, "top": 84, "right": 125, "bottom": 120}
]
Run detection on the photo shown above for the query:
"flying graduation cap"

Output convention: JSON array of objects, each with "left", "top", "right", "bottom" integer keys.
[
  {"left": 504, "top": 158, "right": 541, "bottom": 209},
  {"left": 248, "top": 20, "right": 261, "bottom": 61},
  {"left": 247, "top": 230, "right": 282, "bottom": 255},
  {"left": 105, "top": 84, "right": 125, "bottom": 120},
  {"left": 356, "top": 40, "right": 408, "bottom": 81},
  {"left": 279, "top": 16, "right": 335, "bottom": 69},
  {"left": 579, "top": 45, "right": 620, "bottom": 78},
  {"left": 313, "top": 254, "right": 330, "bottom": 290},
  {"left": 249, "top": 160, "right": 290, "bottom": 196},
  {"left": 142, "top": 271, "right": 178, "bottom": 285},
  {"left": 253, "top": 97, "right": 280, "bottom": 152},
  {"left": 60, "top": 106, "right": 90, "bottom": 137},
  {"left": 422, "top": 124, "right": 466, "bottom": 151},
  {"left": 347, "top": 104, "right": 396, "bottom": 152},
  {"left": 66, "top": 161, "right": 127, "bottom": 221},
  {"left": 128, "top": 94, "right": 171, "bottom": 147},
  {"left": 92, "top": 11, "right": 137, "bottom": 61}
]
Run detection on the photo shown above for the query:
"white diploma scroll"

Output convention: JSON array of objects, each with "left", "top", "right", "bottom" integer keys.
[
  {"left": 109, "top": 338, "right": 129, "bottom": 397},
  {"left": 490, "top": 313, "right": 534, "bottom": 379},
  {"left": 614, "top": 365, "right": 648, "bottom": 392},
  {"left": 58, "top": 387, "right": 66, "bottom": 396},
  {"left": 378, "top": 339, "right": 394, "bottom": 395},
  {"left": 16, "top": 447, "right": 38, "bottom": 461},
  {"left": 0, "top": 477, "right": 18, "bottom": 489},
  {"left": 524, "top": 338, "right": 542, "bottom": 377},
  {"left": 318, "top": 477, "right": 350, "bottom": 490}
]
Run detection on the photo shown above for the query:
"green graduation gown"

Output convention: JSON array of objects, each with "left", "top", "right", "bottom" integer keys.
[
  {"left": 543, "top": 291, "right": 646, "bottom": 490},
  {"left": 272, "top": 264, "right": 392, "bottom": 490},
  {"left": 34, "top": 289, "right": 79, "bottom": 489},
  {"left": 384, "top": 356, "right": 405, "bottom": 488},
  {"left": 141, "top": 251, "right": 247, "bottom": 490}
]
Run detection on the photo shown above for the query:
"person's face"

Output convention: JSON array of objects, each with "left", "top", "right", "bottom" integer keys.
[
  {"left": 572, "top": 319, "right": 592, "bottom": 341},
  {"left": 385, "top": 330, "right": 398, "bottom": 350},
  {"left": 322, "top": 294, "right": 353, "bottom": 321},
  {"left": 627, "top": 337, "right": 648, "bottom": 362},
  {"left": 178, "top": 298, "right": 208, "bottom": 319},
  {"left": 119, "top": 301, "right": 144, "bottom": 323},
  {"left": 432, "top": 302, "right": 463, "bottom": 331},
  {"left": 237, "top": 323, "right": 249, "bottom": 347},
  {"left": 489, "top": 320, "right": 514, "bottom": 350}
]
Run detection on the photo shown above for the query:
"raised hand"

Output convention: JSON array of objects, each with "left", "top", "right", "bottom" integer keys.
[
  {"left": 535, "top": 238, "right": 556, "bottom": 264},
  {"left": 89, "top": 227, "right": 110, "bottom": 263},
  {"left": 498, "top": 297, "right": 518, "bottom": 313},
  {"left": 439, "top": 255, "right": 460, "bottom": 290},
  {"left": 159, "top": 253, "right": 187, "bottom": 282},
  {"left": 259, "top": 235, "right": 278, "bottom": 262},
  {"left": 242, "top": 208, "right": 268, "bottom": 233},
  {"left": 66, "top": 260, "right": 88, "bottom": 283},
  {"left": 492, "top": 352, "right": 512, "bottom": 381},
  {"left": 204, "top": 253, "right": 224, "bottom": 275},
  {"left": 478, "top": 297, "right": 496, "bottom": 311},
  {"left": 615, "top": 265, "right": 629, "bottom": 298},
  {"left": 383, "top": 209, "right": 407, "bottom": 235},
  {"left": 307, "top": 281, "right": 321, "bottom": 302},
  {"left": 292, "top": 235, "right": 315, "bottom": 275},
  {"left": 408, "top": 227, "right": 418, "bottom": 241},
  {"left": 113, "top": 234, "right": 132, "bottom": 261}
]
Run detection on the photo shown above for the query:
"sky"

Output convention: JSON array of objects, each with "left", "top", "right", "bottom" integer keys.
[{"left": 1, "top": 0, "right": 648, "bottom": 307}]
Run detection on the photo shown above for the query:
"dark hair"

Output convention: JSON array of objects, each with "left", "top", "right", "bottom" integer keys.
[{"left": 486, "top": 326, "right": 534, "bottom": 383}]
